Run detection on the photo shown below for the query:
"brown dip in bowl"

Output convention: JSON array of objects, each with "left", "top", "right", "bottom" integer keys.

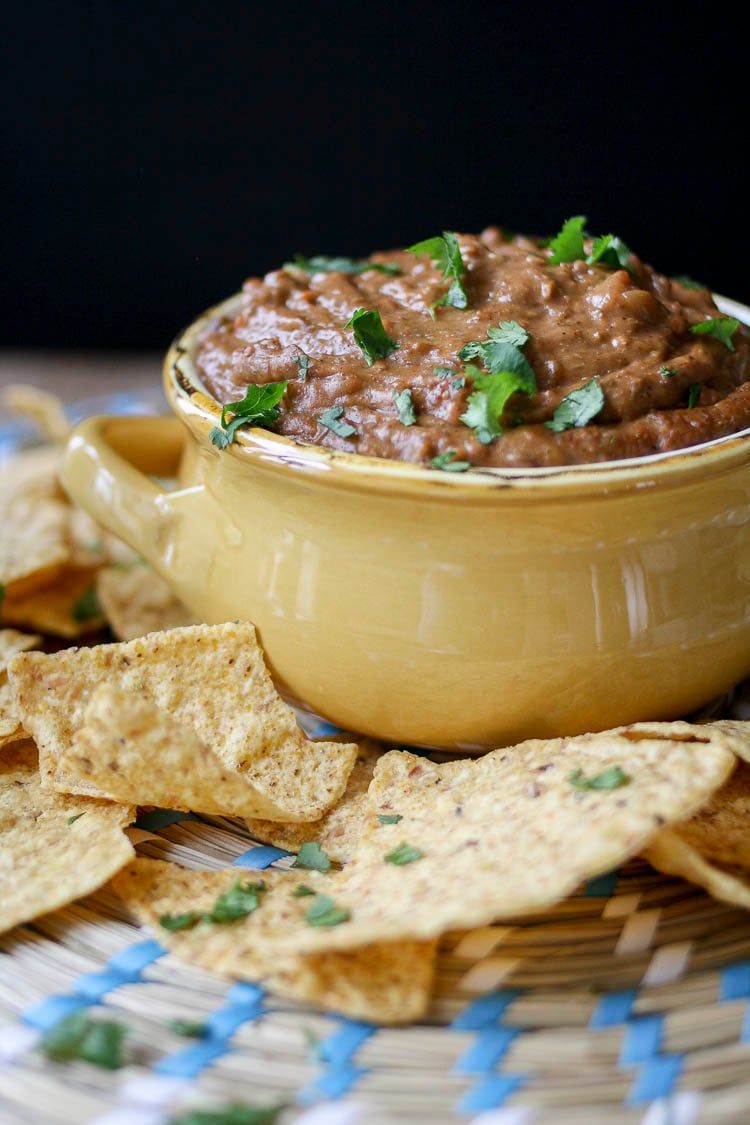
[{"left": 194, "top": 221, "right": 750, "bottom": 469}]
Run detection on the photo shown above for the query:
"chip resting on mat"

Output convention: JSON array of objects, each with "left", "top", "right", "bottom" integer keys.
[
  {"left": 246, "top": 740, "right": 382, "bottom": 864},
  {"left": 238, "top": 721, "right": 744, "bottom": 954},
  {"left": 0, "top": 629, "right": 41, "bottom": 748},
  {"left": 59, "top": 684, "right": 318, "bottom": 819},
  {"left": 643, "top": 830, "right": 750, "bottom": 910},
  {"left": 113, "top": 858, "right": 437, "bottom": 1024},
  {"left": 8, "top": 621, "right": 357, "bottom": 822},
  {"left": 0, "top": 741, "right": 134, "bottom": 934},
  {"left": 670, "top": 758, "right": 750, "bottom": 868},
  {"left": 95, "top": 564, "right": 196, "bottom": 640}
]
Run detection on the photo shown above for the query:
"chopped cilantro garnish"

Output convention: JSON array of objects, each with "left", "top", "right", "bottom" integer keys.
[
  {"left": 394, "top": 388, "right": 417, "bottom": 426},
  {"left": 484, "top": 320, "right": 530, "bottom": 348},
  {"left": 159, "top": 911, "right": 202, "bottom": 932},
  {"left": 687, "top": 384, "right": 702, "bottom": 408},
  {"left": 586, "top": 233, "right": 633, "bottom": 271},
  {"left": 458, "top": 326, "right": 536, "bottom": 385},
  {"left": 408, "top": 231, "right": 468, "bottom": 311},
  {"left": 41, "top": 1011, "right": 126, "bottom": 1069},
  {"left": 545, "top": 379, "right": 605, "bottom": 432},
  {"left": 434, "top": 366, "right": 458, "bottom": 379},
  {"left": 377, "top": 813, "right": 403, "bottom": 824},
  {"left": 546, "top": 215, "right": 588, "bottom": 265},
  {"left": 304, "top": 893, "right": 350, "bottom": 927},
  {"left": 689, "top": 316, "right": 740, "bottom": 352},
  {"left": 168, "top": 1102, "right": 286, "bottom": 1124},
  {"left": 569, "top": 766, "right": 629, "bottom": 790},
  {"left": 210, "top": 382, "right": 288, "bottom": 449},
  {"left": 294, "top": 353, "right": 310, "bottom": 381},
  {"left": 430, "top": 451, "right": 471, "bottom": 472},
  {"left": 289, "top": 253, "right": 400, "bottom": 276},
  {"left": 452, "top": 375, "right": 466, "bottom": 388},
  {"left": 292, "top": 884, "right": 316, "bottom": 897},
  {"left": 205, "top": 879, "right": 267, "bottom": 923},
  {"left": 345, "top": 307, "right": 399, "bottom": 365},
  {"left": 384, "top": 842, "right": 423, "bottom": 865},
  {"left": 71, "top": 585, "right": 102, "bottom": 622},
  {"left": 168, "top": 1019, "right": 208, "bottom": 1038},
  {"left": 66, "top": 812, "right": 85, "bottom": 826},
  {"left": 660, "top": 364, "right": 677, "bottom": 377},
  {"left": 458, "top": 325, "right": 536, "bottom": 443},
  {"left": 318, "top": 406, "right": 357, "bottom": 438},
  {"left": 293, "top": 842, "right": 331, "bottom": 873}
]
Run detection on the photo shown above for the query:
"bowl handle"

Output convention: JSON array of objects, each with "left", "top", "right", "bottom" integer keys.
[{"left": 60, "top": 415, "right": 186, "bottom": 566}]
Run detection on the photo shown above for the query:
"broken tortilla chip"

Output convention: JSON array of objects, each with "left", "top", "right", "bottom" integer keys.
[
  {"left": 671, "top": 761, "right": 750, "bottom": 869},
  {"left": 1, "top": 566, "right": 104, "bottom": 638},
  {"left": 0, "top": 741, "right": 134, "bottom": 933},
  {"left": 60, "top": 684, "right": 317, "bottom": 820},
  {"left": 643, "top": 829, "right": 750, "bottom": 910},
  {"left": 0, "top": 384, "right": 71, "bottom": 443},
  {"left": 0, "top": 629, "right": 41, "bottom": 748},
  {"left": 9, "top": 621, "right": 357, "bottom": 822},
  {"left": 246, "top": 740, "right": 383, "bottom": 863},
  {"left": 112, "top": 858, "right": 436, "bottom": 1024},
  {"left": 96, "top": 563, "right": 196, "bottom": 640},
  {"left": 241, "top": 721, "right": 739, "bottom": 955}
]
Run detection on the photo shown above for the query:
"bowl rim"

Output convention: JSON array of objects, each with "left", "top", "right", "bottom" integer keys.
[{"left": 164, "top": 290, "right": 750, "bottom": 497}]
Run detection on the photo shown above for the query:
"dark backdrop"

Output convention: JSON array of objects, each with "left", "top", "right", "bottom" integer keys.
[{"left": 2, "top": 3, "right": 745, "bottom": 349}]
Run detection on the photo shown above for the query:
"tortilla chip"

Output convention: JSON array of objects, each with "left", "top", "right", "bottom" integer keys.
[
  {"left": 242, "top": 721, "right": 739, "bottom": 955},
  {"left": 0, "top": 741, "right": 134, "bottom": 934},
  {"left": 643, "top": 829, "right": 750, "bottom": 910},
  {"left": 9, "top": 621, "right": 357, "bottom": 822},
  {"left": 112, "top": 858, "right": 436, "bottom": 1024},
  {"left": 0, "top": 496, "right": 71, "bottom": 600},
  {"left": 672, "top": 761, "right": 750, "bottom": 868},
  {"left": 59, "top": 684, "right": 316, "bottom": 819},
  {"left": 1, "top": 567, "right": 105, "bottom": 637},
  {"left": 0, "top": 384, "right": 71, "bottom": 442},
  {"left": 0, "top": 630, "right": 41, "bottom": 747},
  {"left": 96, "top": 564, "right": 196, "bottom": 640},
  {"left": 246, "top": 740, "right": 383, "bottom": 863}
]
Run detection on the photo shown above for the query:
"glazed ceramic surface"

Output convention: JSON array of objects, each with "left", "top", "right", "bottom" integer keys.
[{"left": 61, "top": 295, "right": 750, "bottom": 750}]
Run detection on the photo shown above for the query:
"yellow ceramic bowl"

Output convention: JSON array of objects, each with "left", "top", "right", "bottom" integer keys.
[{"left": 61, "top": 293, "right": 750, "bottom": 751}]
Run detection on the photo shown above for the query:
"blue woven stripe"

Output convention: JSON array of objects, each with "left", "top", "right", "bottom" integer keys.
[
  {"left": 318, "top": 1021, "right": 374, "bottom": 1066},
  {"left": 297, "top": 1017, "right": 374, "bottom": 1103},
  {"left": 627, "top": 1054, "right": 684, "bottom": 1104},
  {"left": 22, "top": 994, "right": 91, "bottom": 1030},
  {"left": 233, "top": 845, "right": 291, "bottom": 868},
  {"left": 619, "top": 1014, "right": 664, "bottom": 1065},
  {"left": 298, "top": 1063, "right": 369, "bottom": 1102},
  {"left": 450, "top": 991, "right": 521, "bottom": 1030},
  {"left": 456, "top": 1072, "right": 526, "bottom": 1113},
  {"left": 154, "top": 982, "right": 266, "bottom": 1078},
  {"left": 155, "top": 1038, "right": 232, "bottom": 1077},
  {"left": 583, "top": 870, "right": 619, "bottom": 897},
  {"left": 741, "top": 1004, "right": 750, "bottom": 1042},
  {"left": 455, "top": 1027, "right": 518, "bottom": 1074},
  {"left": 720, "top": 962, "right": 750, "bottom": 1001},
  {"left": 589, "top": 990, "right": 637, "bottom": 1028}
]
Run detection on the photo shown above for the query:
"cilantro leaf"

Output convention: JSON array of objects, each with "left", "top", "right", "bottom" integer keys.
[
  {"left": 394, "top": 388, "right": 417, "bottom": 426},
  {"left": 586, "top": 233, "right": 633, "bottom": 272},
  {"left": 377, "top": 813, "right": 403, "bottom": 824},
  {"left": 159, "top": 911, "right": 202, "bottom": 931},
  {"left": 545, "top": 379, "right": 605, "bottom": 432},
  {"left": 459, "top": 356, "right": 536, "bottom": 444},
  {"left": 687, "top": 384, "right": 702, "bottom": 408},
  {"left": 71, "top": 585, "right": 102, "bottom": 622},
  {"left": 318, "top": 406, "right": 356, "bottom": 438},
  {"left": 292, "top": 884, "right": 315, "bottom": 897},
  {"left": 430, "top": 451, "right": 471, "bottom": 472},
  {"left": 346, "top": 308, "right": 399, "bottom": 365},
  {"left": 568, "top": 766, "right": 629, "bottom": 790},
  {"left": 434, "top": 366, "right": 458, "bottom": 379},
  {"left": 210, "top": 382, "right": 288, "bottom": 449},
  {"left": 66, "top": 813, "right": 85, "bottom": 826},
  {"left": 486, "top": 320, "right": 530, "bottom": 347},
  {"left": 168, "top": 1103, "right": 286, "bottom": 1124},
  {"left": 546, "top": 215, "right": 588, "bottom": 265},
  {"left": 289, "top": 253, "right": 400, "bottom": 276},
  {"left": 384, "top": 842, "right": 423, "bottom": 865},
  {"left": 304, "top": 893, "right": 351, "bottom": 927},
  {"left": 205, "top": 879, "right": 266, "bottom": 923},
  {"left": 41, "top": 1011, "right": 126, "bottom": 1070},
  {"left": 294, "top": 353, "right": 310, "bottom": 381},
  {"left": 689, "top": 316, "right": 740, "bottom": 351},
  {"left": 168, "top": 1019, "right": 208, "bottom": 1038},
  {"left": 660, "top": 364, "right": 677, "bottom": 377},
  {"left": 293, "top": 842, "right": 331, "bottom": 873},
  {"left": 458, "top": 334, "right": 535, "bottom": 388},
  {"left": 408, "top": 232, "right": 468, "bottom": 310}
]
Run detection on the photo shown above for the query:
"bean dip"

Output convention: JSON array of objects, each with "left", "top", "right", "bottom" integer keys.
[{"left": 194, "top": 223, "right": 750, "bottom": 468}]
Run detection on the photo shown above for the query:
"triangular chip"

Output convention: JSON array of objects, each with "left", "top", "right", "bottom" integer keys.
[
  {"left": 1, "top": 566, "right": 104, "bottom": 637},
  {"left": 239, "top": 721, "right": 740, "bottom": 955},
  {"left": 0, "top": 629, "right": 41, "bottom": 747},
  {"left": 9, "top": 621, "right": 357, "bottom": 822},
  {"left": 672, "top": 761, "right": 750, "bottom": 868},
  {"left": 59, "top": 684, "right": 316, "bottom": 820},
  {"left": 112, "top": 858, "right": 436, "bottom": 1024},
  {"left": 643, "top": 829, "right": 750, "bottom": 910},
  {"left": 0, "top": 741, "right": 134, "bottom": 934},
  {"left": 96, "top": 564, "right": 196, "bottom": 640},
  {"left": 246, "top": 740, "right": 382, "bottom": 863}
]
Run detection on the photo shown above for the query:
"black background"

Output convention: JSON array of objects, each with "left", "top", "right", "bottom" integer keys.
[{"left": 2, "top": 3, "right": 746, "bottom": 349}]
